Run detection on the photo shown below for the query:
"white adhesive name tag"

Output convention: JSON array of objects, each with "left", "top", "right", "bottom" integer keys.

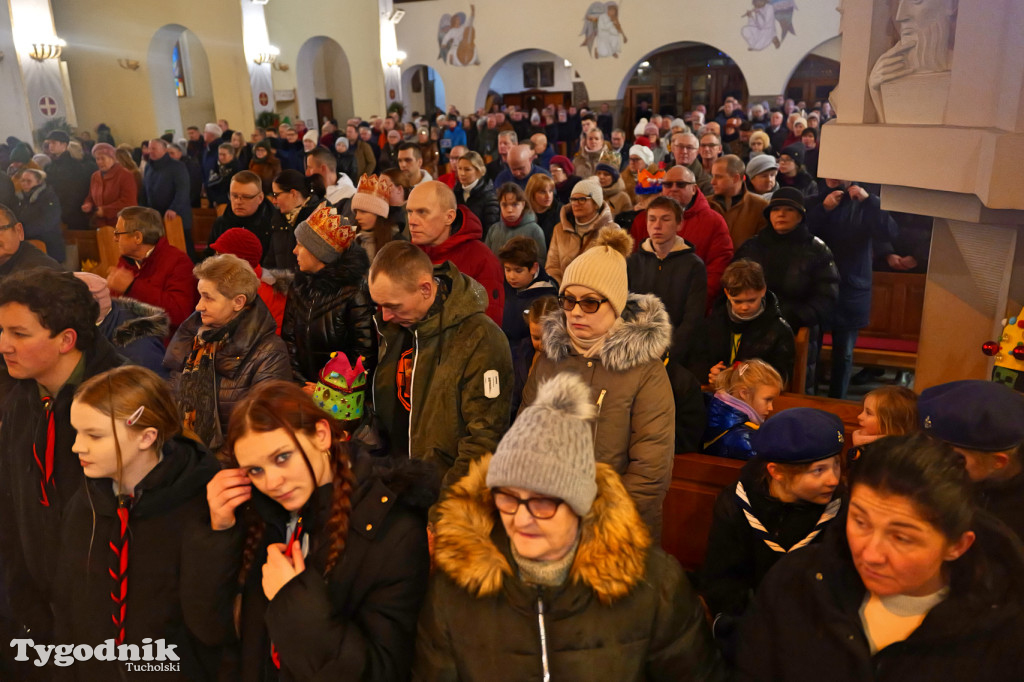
[{"left": 484, "top": 369, "right": 500, "bottom": 399}]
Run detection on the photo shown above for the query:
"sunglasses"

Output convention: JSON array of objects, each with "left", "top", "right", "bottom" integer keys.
[{"left": 557, "top": 294, "right": 607, "bottom": 314}]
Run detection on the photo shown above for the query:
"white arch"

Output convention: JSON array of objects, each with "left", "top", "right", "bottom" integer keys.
[
  {"left": 148, "top": 25, "right": 215, "bottom": 139},
  {"left": 296, "top": 36, "right": 354, "bottom": 129},
  {"left": 474, "top": 48, "right": 580, "bottom": 112},
  {"left": 400, "top": 65, "right": 446, "bottom": 117},
  {"left": 780, "top": 35, "right": 842, "bottom": 94},
  {"left": 614, "top": 40, "right": 749, "bottom": 104}
]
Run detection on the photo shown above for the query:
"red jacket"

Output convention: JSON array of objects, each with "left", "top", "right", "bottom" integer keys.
[
  {"left": 420, "top": 205, "right": 504, "bottom": 325},
  {"left": 88, "top": 164, "right": 137, "bottom": 228},
  {"left": 117, "top": 238, "right": 198, "bottom": 331},
  {"left": 631, "top": 191, "right": 734, "bottom": 311}
]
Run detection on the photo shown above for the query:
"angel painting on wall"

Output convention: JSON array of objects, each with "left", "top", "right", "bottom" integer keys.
[
  {"left": 581, "top": 2, "right": 627, "bottom": 59},
  {"left": 741, "top": 0, "right": 780, "bottom": 50},
  {"left": 438, "top": 4, "right": 479, "bottom": 66}
]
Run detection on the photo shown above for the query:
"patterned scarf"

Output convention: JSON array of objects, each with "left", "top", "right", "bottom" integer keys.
[{"left": 178, "top": 323, "right": 232, "bottom": 448}]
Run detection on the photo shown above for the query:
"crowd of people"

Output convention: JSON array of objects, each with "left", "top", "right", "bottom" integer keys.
[{"left": 0, "top": 92, "right": 1020, "bottom": 681}]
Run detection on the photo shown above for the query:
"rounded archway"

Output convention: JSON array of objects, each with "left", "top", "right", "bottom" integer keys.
[
  {"left": 475, "top": 49, "right": 587, "bottom": 114},
  {"left": 783, "top": 37, "right": 841, "bottom": 108},
  {"left": 296, "top": 36, "right": 354, "bottom": 130},
  {"left": 148, "top": 25, "right": 215, "bottom": 139},
  {"left": 401, "top": 65, "right": 446, "bottom": 118},
  {"left": 616, "top": 42, "right": 748, "bottom": 127}
]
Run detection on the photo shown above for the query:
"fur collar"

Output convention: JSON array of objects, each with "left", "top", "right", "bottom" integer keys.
[
  {"left": 541, "top": 293, "right": 672, "bottom": 372},
  {"left": 110, "top": 297, "right": 169, "bottom": 346},
  {"left": 433, "top": 454, "right": 650, "bottom": 605}
]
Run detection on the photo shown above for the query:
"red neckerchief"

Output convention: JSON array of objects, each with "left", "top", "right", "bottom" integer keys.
[
  {"left": 32, "top": 396, "right": 56, "bottom": 506},
  {"left": 270, "top": 518, "right": 304, "bottom": 670}
]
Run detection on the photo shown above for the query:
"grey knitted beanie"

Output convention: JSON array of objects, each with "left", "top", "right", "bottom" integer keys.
[{"left": 487, "top": 372, "right": 598, "bottom": 516}]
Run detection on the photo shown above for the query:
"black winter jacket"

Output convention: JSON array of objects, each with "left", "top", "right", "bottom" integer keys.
[
  {"left": 974, "top": 471, "right": 1024, "bottom": 543},
  {"left": 627, "top": 238, "right": 708, "bottom": 378},
  {"left": 0, "top": 241, "right": 62, "bottom": 281},
  {"left": 282, "top": 244, "right": 377, "bottom": 384},
  {"left": 0, "top": 335, "right": 124, "bottom": 639},
  {"left": 267, "top": 195, "right": 322, "bottom": 270},
  {"left": 704, "top": 291, "right": 795, "bottom": 383},
  {"left": 164, "top": 299, "right": 291, "bottom": 442},
  {"left": 14, "top": 182, "right": 64, "bottom": 263},
  {"left": 700, "top": 459, "right": 845, "bottom": 632},
  {"left": 414, "top": 455, "right": 725, "bottom": 682},
  {"left": 204, "top": 199, "right": 276, "bottom": 263},
  {"left": 52, "top": 436, "right": 221, "bottom": 681},
  {"left": 185, "top": 456, "right": 433, "bottom": 681},
  {"left": 46, "top": 151, "right": 93, "bottom": 230},
  {"left": 735, "top": 514, "right": 1024, "bottom": 682},
  {"left": 455, "top": 179, "right": 500, "bottom": 238},
  {"left": 734, "top": 223, "right": 839, "bottom": 331}
]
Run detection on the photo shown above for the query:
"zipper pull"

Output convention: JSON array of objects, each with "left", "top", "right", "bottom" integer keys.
[{"left": 536, "top": 594, "right": 550, "bottom": 682}]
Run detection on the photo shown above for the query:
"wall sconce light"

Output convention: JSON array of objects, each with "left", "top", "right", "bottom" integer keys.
[
  {"left": 29, "top": 37, "right": 66, "bottom": 61},
  {"left": 117, "top": 58, "right": 140, "bottom": 71},
  {"left": 253, "top": 45, "right": 280, "bottom": 65},
  {"left": 272, "top": 62, "right": 289, "bottom": 72},
  {"left": 385, "top": 50, "right": 407, "bottom": 68},
  {"left": 387, "top": 9, "right": 406, "bottom": 24}
]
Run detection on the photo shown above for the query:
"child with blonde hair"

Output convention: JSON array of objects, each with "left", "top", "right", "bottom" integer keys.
[{"left": 702, "top": 359, "right": 784, "bottom": 459}]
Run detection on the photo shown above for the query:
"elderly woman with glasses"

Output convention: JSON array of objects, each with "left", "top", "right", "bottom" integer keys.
[
  {"left": 521, "top": 226, "right": 675, "bottom": 541},
  {"left": 415, "top": 372, "right": 723, "bottom": 681}
]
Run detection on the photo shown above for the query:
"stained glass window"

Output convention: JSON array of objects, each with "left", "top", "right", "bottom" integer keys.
[{"left": 172, "top": 41, "right": 187, "bottom": 97}]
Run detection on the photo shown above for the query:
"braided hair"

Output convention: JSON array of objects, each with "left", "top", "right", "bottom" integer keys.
[{"left": 223, "top": 381, "right": 355, "bottom": 584}]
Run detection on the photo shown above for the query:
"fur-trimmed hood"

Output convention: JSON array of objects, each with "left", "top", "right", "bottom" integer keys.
[
  {"left": 541, "top": 292, "right": 672, "bottom": 372},
  {"left": 107, "top": 297, "right": 170, "bottom": 347},
  {"left": 433, "top": 454, "right": 650, "bottom": 605}
]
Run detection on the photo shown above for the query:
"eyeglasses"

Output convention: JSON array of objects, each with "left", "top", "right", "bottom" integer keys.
[
  {"left": 568, "top": 196, "right": 592, "bottom": 204},
  {"left": 493, "top": 490, "right": 564, "bottom": 520},
  {"left": 229, "top": 191, "right": 262, "bottom": 201},
  {"left": 672, "top": 145, "right": 698, "bottom": 151},
  {"left": 112, "top": 230, "right": 137, "bottom": 239},
  {"left": 661, "top": 181, "right": 694, "bottom": 188},
  {"left": 557, "top": 294, "right": 608, "bottom": 314},
  {"left": 268, "top": 191, "right": 291, "bottom": 198},
  {"left": 0, "top": 223, "right": 16, "bottom": 231}
]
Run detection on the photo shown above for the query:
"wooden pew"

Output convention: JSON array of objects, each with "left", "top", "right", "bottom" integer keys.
[
  {"left": 192, "top": 207, "right": 219, "bottom": 253},
  {"left": 27, "top": 239, "right": 47, "bottom": 254},
  {"left": 164, "top": 215, "right": 188, "bottom": 254},
  {"left": 820, "top": 272, "right": 925, "bottom": 370},
  {"left": 662, "top": 392, "right": 861, "bottom": 571}
]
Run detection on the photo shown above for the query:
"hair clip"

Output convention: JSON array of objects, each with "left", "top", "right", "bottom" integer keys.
[
  {"left": 738, "top": 363, "right": 749, "bottom": 377},
  {"left": 125, "top": 406, "right": 146, "bottom": 427}
]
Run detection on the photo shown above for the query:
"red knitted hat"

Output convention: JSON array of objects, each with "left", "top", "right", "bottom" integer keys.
[{"left": 210, "top": 228, "right": 263, "bottom": 270}]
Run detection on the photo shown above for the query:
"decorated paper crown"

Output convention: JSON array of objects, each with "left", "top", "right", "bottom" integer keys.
[
  {"left": 312, "top": 352, "right": 367, "bottom": 421},
  {"left": 306, "top": 204, "right": 356, "bottom": 252},
  {"left": 352, "top": 174, "right": 392, "bottom": 219},
  {"left": 635, "top": 168, "right": 666, "bottom": 195},
  {"left": 982, "top": 306, "right": 1024, "bottom": 393}
]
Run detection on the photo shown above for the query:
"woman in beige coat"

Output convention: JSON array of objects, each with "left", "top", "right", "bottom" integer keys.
[
  {"left": 522, "top": 226, "right": 676, "bottom": 541},
  {"left": 545, "top": 176, "right": 616, "bottom": 284}
]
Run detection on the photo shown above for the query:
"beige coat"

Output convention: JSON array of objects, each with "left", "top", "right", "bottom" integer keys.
[
  {"left": 710, "top": 188, "right": 769, "bottom": 248},
  {"left": 520, "top": 293, "right": 676, "bottom": 540},
  {"left": 545, "top": 203, "right": 616, "bottom": 284},
  {"left": 603, "top": 176, "right": 634, "bottom": 216}
]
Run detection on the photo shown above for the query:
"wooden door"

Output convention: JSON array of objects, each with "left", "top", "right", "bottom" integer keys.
[
  {"left": 624, "top": 86, "right": 657, "bottom": 130},
  {"left": 316, "top": 99, "right": 334, "bottom": 127}
]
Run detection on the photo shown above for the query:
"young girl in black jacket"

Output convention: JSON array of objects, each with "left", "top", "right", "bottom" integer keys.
[
  {"left": 188, "top": 381, "right": 432, "bottom": 681},
  {"left": 55, "top": 365, "right": 220, "bottom": 680}
]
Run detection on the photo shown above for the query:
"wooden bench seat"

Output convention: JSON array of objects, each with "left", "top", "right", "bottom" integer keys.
[
  {"left": 820, "top": 272, "right": 925, "bottom": 371},
  {"left": 662, "top": 392, "right": 862, "bottom": 570}
]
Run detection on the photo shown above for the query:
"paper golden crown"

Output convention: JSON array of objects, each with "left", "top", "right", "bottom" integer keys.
[{"left": 356, "top": 174, "right": 392, "bottom": 200}]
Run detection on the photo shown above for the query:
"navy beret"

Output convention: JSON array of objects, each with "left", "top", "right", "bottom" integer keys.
[
  {"left": 751, "top": 408, "right": 845, "bottom": 463},
  {"left": 918, "top": 380, "right": 1024, "bottom": 451}
]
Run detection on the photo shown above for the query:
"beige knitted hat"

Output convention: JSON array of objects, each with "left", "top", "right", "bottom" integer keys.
[{"left": 560, "top": 226, "right": 634, "bottom": 317}]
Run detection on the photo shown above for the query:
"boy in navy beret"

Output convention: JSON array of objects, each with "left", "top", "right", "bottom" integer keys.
[{"left": 918, "top": 379, "right": 1024, "bottom": 540}]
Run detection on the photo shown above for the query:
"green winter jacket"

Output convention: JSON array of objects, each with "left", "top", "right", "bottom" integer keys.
[
  {"left": 413, "top": 454, "right": 725, "bottom": 682},
  {"left": 373, "top": 261, "right": 513, "bottom": 489}
]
